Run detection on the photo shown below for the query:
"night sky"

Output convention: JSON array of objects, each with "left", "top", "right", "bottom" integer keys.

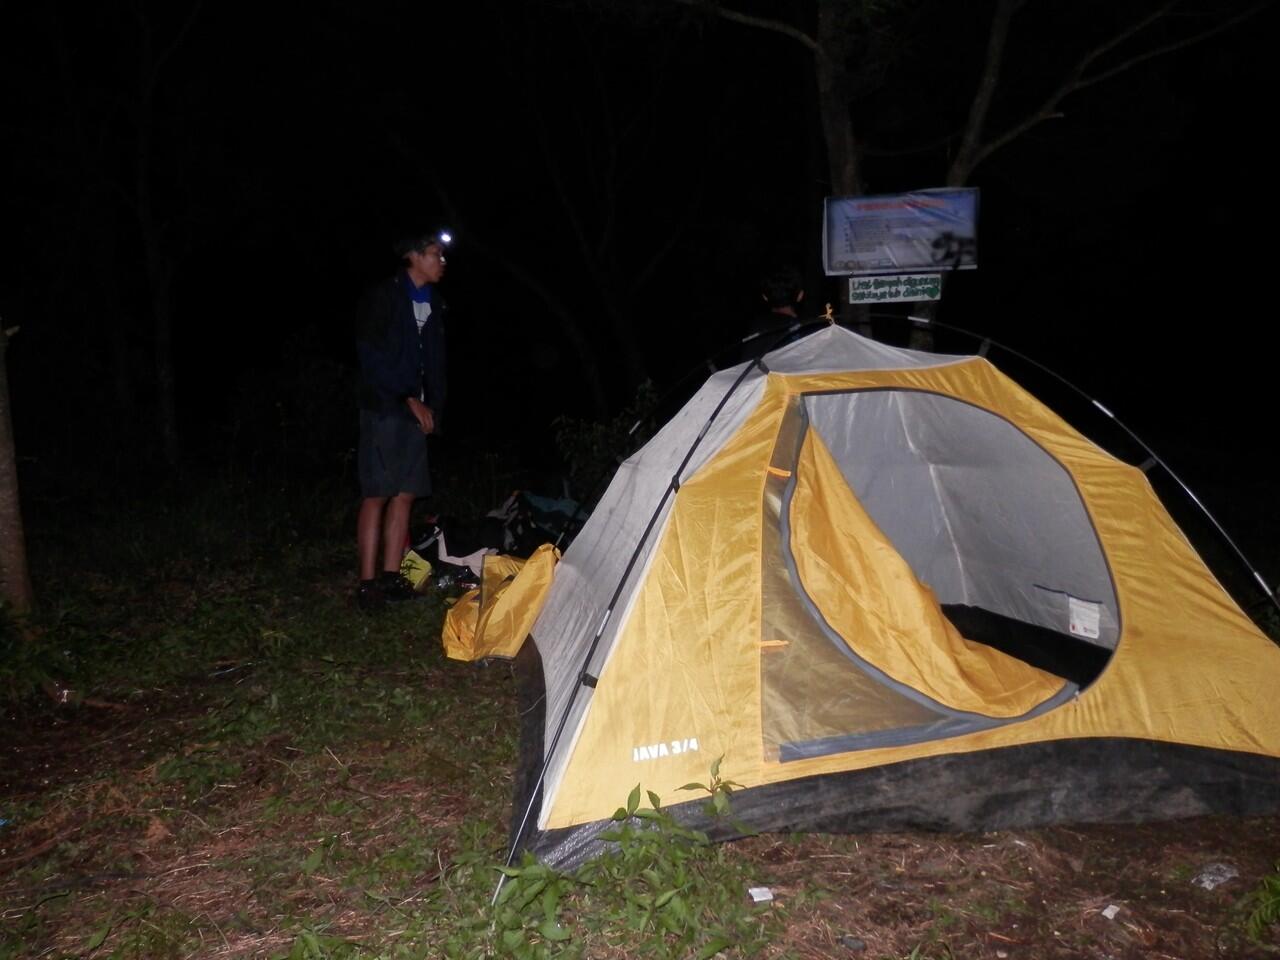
[{"left": 2, "top": 1, "right": 1275, "bottom": 569}]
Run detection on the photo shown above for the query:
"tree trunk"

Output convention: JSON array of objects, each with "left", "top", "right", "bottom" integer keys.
[
  {"left": 907, "top": 0, "right": 1019, "bottom": 354},
  {"left": 0, "top": 323, "right": 35, "bottom": 615},
  {"left": 815, "top": 1, "right": 870, "bottom": 335},
  {"left": 815, "top": 2, "right": 861, "bottom": 198}
]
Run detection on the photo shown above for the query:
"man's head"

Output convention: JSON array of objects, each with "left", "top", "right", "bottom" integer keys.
[
  {"left": 761, "top": 264, "right": 804, "bottom": 315},
  {"left": 397, "top": 230, "right": 451, "bottom": 285}
]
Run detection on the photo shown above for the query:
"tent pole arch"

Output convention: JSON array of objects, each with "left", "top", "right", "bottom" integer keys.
[{"left": 908, "top": 314, "right": 1279, "bottom": 618}]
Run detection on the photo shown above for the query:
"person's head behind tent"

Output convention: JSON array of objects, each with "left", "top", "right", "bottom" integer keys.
[
  {"left": 761, "top": 263, "right": 804, "bottom": 317},
  {"left": 741, "top": 261, "right": 807, "bottom": 363}
]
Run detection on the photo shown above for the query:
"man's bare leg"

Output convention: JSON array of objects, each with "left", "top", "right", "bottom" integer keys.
[
  {"left": 381, "top": 492, "right": 415, "bottom": 574},
  {"left": 358, "top": 497, "right": 388, "bottom": 581}
]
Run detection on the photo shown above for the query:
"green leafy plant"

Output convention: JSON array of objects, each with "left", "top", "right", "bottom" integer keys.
[
  {"left": 493, "top": 855, "right": 577, "bottom": 958},
  {"left": 678, "top": 754, "right": 744, "bottom": 819},
  {"left": 583, "top": 783, "right": 751, "bottom": 958},
  {"left": 488, "top": 763, "right": 775, "bottom": 959},
  {"left": 274, "top": 922, "right": 359, "bottom": 960},
  {"left": 1243, "top": 861, "right": 1280, "bottom": 943},
  {"left": 678, "top": 754, "right": 756, "bottom": 839}
]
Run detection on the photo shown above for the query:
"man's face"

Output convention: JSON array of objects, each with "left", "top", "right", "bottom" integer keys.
[{"left": 408, "top": 243, "right": 447, "bottom": 283}]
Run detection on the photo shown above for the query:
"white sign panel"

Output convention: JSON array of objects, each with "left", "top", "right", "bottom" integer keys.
[{"left": 824, "top": 188, "right": 979, "bottom": 276}]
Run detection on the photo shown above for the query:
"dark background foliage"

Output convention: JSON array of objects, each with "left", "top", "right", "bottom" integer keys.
[{"left": 1, "top": 0, "right": 1275, "bottom": 569}]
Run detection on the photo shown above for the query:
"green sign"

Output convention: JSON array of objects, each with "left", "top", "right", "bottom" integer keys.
[{"left": 849, "top": 274, "right": 942, "bottom": 304}]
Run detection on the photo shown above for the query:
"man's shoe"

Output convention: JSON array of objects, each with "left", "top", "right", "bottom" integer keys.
[
  {"left": 356, "top": 580, "right": 384, "bottom": 613},
  {"left": 379, "top": 572, "right": 418, "bottom": 603}
]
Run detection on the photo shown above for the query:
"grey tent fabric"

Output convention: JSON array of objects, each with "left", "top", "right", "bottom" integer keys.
[{"left": 806, "top": 390, "right": 1119, "bottom": 648}]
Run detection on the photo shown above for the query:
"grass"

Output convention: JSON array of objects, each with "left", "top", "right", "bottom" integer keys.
[
  {"left": 3, "top": 470, "right": 1280, "bottom": 958},
  {"left": 3, "top": 473, "right": 780, "bottom": 958}
]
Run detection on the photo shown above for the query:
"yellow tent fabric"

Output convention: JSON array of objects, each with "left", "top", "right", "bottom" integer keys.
[
  {"left": 791, "top": 426, "right": 1064, "bottom": 717},
  {"left": 443, "top": 543, "right": 560, "bottom": 661},
  {"left": 538, "top": 359, "right": 1280, "bottom": 832}
]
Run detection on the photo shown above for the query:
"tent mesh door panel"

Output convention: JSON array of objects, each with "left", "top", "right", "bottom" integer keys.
[
  {"left": 760, "top": 395, "right": 938, "bottom": 760},
  {"left": 760, "top": 388, "right": 1093, "bottom": 762}
]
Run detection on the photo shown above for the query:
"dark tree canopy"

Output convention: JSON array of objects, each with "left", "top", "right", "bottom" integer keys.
[{"left": 0, "top": 0, "right": 1273, "bottom": 497}]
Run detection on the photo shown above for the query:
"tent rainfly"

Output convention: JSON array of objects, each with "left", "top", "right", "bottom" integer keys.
[{"left": 500, "top": 325, "right": 1280, "bottom": 867}]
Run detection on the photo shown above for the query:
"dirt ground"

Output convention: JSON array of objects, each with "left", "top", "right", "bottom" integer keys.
[
  {"left": 3, "top": 683, "right": 1279, "bottom": 959},
  {"left": 738, "top": 816, "right": 1280, "bottom": 959}
]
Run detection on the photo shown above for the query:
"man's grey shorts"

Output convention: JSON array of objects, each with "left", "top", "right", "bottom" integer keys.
[{"left": 358, "top": 410, "right": 431, "bottom": 498}]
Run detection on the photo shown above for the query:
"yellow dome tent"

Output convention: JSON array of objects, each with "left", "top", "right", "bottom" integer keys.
[{"left": 503, "top": 325, "right": 1280, "bottom": 867}]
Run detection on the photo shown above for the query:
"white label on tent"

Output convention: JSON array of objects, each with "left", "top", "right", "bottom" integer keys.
[
  {"left": 632, "top": 737, "right": 699, "bottom": 762},
  {"left": 1068, "top": 596, "right": 1101, "bottom": 640}
]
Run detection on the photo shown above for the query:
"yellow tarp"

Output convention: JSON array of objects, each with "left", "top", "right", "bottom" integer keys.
[{"left": 442, "top": 543, "right": 560, "bottom": 661}]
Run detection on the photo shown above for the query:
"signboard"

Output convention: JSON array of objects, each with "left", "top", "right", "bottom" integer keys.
[
  {"left": 824, "top": 188, "right": 979, "bottom": 277},
  {"left": 849, "top": 274, "right": 942, "bottom": 304}
]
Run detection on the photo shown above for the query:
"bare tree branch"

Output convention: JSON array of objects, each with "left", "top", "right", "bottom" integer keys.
[
  {"left": 126, "top": 0, "right": 204, "bottom": 87},
  {"left": 967, "top": 0, "right": 1264, "bottom": 177},
  {"left": 949, "top": 0, "right": 1019, "bottom": 184},
  {"left": 669, "top": 0, "right": 820, "bottom": 54},
  {"left": 153, "top": 1, "right": 205, "bottom": 80},
  {"left": 969, "top": 2, "right": 1171, "bottom": 171},
  {"left": 1073, "top": 0, "right": 1269, "bottom": 95}
]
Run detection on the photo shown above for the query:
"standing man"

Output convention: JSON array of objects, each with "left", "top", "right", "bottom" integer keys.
[{"left": 354, "top": 230, "right": 450, "bottom": 611}]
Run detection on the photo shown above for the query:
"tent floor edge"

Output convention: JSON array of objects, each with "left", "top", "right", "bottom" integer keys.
[{"left": 523, "top": 739, "right": 1280, "bottom": 871}]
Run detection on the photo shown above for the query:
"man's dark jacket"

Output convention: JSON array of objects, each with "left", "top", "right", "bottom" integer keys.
[{"left": 356, "top": 274, "right": 447, "bottom": 426}]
